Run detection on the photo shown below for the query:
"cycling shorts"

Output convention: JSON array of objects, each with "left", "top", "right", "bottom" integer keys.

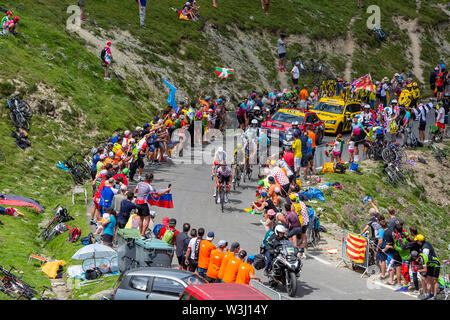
[{"left": 218, "top": 175, "right": 231, "bottom": 185}]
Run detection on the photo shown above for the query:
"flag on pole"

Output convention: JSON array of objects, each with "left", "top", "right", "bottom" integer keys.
[
  {"left": 147, "top": 190, "right": 174, "bottom": 209},
  {"left": 351, "top": 74, "right": 375, "bottom": 92},
  {"left": 162, "top": 78, "right": 179, "bottom": 113},
  {"left": 215, "top": 67, "right": 235, "bottom": 80},
  {"left": 346, "top": 233, "right": 367, "bottom": 264}
]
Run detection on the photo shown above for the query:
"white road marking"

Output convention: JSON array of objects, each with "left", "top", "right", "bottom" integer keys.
[
  {"left": 305, "top": 253, "right": 331, "bottom": 265},
  {"left": 368, "top": 280, "right": 418, "bottom": 298}
]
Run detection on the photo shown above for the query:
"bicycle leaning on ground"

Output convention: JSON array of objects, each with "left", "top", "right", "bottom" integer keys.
[
  {"left": 4, "top": 96, "right": 33, "bottom": 131},
  {"left": 0, "top": 265, "right": 38, "bottom": 300}
]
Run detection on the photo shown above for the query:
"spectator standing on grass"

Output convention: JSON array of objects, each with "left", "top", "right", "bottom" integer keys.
[
  {"left": 137, "top": 0, "right": 147, "bottom": 28},
  {"left": 197, "top": 232, "right": 216, "bottom": 279},
  {"left": 78, "top": 0, "right": 86, "bottom": 21},
  {"left": 376, "top": 217, "right": 388, "bottom": 280},
  {"left": 277, "top": 34, "right": 290, "bottom": 72},
  {"left": 1, "top": 10, "right": 11, "bottom": 30},
  {"left": 261, "top": 0, "right": 270, "bottom": 16},
  {"left": 102, "top": 41, "right": 112, "bottom": 80},
  {"left": 291, "top": 62, "right": 300, "bottom": 90},
  {"left": 176, "top": 223, "right": 190, "bottom": 270}
]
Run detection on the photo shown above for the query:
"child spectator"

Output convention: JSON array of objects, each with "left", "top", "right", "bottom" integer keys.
[
  {"left": 331, "top": 134, "right": 343, "bottom": 164},
  {"left": 348, "top": 136, "right": 356, "bottom": 163}
]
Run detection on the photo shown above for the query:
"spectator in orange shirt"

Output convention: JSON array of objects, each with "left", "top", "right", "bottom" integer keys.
[
  {"left": 222, "top": 249, "right": 243, "bottom": 283},
  {"left": 299, "top": 85, "right": 308, "bottom": 108},
  {"left": 267, "top": 176, "right": 280, "bottom": 210},
  {"left": 199, "top": 91, "right": 211, "bottom": 113},
  {"left": 197, "top": 232, "right": 216, "bottom": 279},
  {"left": 206, "top": 240, "right": 227, "bottom": 283},
  {"left": 218, "top": 242, "right": 240, "bottom": 282},
  {"left": 236, "top": 253, "right": 262, "bottom": 285}
]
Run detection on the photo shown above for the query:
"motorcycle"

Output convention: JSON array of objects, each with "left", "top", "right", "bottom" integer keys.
[{"left": 264, "top": 240, "right": 302, "bottom": 297}]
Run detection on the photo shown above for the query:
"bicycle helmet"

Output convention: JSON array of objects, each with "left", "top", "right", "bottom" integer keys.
[{"left": 275, "top": 224, "right": 287, "bottom": 234}]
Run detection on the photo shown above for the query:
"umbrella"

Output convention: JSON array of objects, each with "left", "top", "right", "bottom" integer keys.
[{"left": 72, "top": 243, "right": 117, "bottom": 269}]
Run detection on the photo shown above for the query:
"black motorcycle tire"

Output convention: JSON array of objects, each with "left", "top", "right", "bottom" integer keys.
[{"left": 287, "top": 271, "right": 297, "bottom": 297}]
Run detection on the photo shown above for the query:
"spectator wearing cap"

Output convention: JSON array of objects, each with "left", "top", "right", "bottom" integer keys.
[
  {"left": 112, "top": 184, "right": 128, "bottom": 212},
  {"left": 263, "top": 209, "right": 276, "bottom": 232},
  {"left": 175, "top": 223, "right": 191, "bottom": 270},
  {"left": 137, "top": 0, "right": 147, "bottom": 28},
  {"left": 197, "top": 232, "right": 217, "bottom": 279},
  {"left": 206, "top": 240, "right": 227, "bottom": 282},
  {"left": 157, "top": 218, "right": 179, "bottom": 245},
  {"left": 236, "top": 252, "right": 262, "bottom": 285},
  {"left": 218, "top": 242, "right": 239, "bottom": 282},
  {"left": 103, "top": 41, "right": 113, "bottom": 80},
  {"left": 1, "top": 10, "right": 12, "bottom": 33},
  {"left": 222, "top": 243, "right": 243, "bottom": 283}
]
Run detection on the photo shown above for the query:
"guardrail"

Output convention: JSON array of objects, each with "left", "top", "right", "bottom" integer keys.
[
  {"left": 249, "top": 279, "right": 292, "bottom": 300},
  {"left": 336, "top": 230, "right": 372, "bottom": 278}
]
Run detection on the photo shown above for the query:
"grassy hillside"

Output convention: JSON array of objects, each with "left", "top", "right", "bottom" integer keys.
[{"left": 0, "top": 0, "right": 448, "bottom": 299}]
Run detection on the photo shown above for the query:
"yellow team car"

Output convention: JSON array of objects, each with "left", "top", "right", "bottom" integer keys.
[{"left": 310, "top": 97, "right": 363, "bottom": 135}]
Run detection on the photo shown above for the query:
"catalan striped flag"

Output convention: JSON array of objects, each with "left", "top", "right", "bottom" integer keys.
[{"left": 346, "top": 233, "right": 367, "bottom": 264}]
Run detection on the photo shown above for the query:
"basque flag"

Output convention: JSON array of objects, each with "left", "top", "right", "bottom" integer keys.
[{"left": 147, "top": 190, "right": 174, "bottom": 209}]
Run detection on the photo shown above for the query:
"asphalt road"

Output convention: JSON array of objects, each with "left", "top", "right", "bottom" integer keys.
[
  {"left": 127, "top": 153, "right": 416, "bottom": 300},
  {"left": 119, "top": 104, "right": 443, "bottom": 300}
]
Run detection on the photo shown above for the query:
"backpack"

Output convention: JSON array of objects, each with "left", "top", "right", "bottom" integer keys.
[
  {"left": 100, "top": 48, "right": 107, "bottom": 62},
  {"left": 334, "top": 162, "right": 346, "bottom": 174},
  {"left": 153, "top": 224, "right": 163, "bottom": 237},
  {"left": 80, "top": 232, "right": 95, "bottom": 245},
  {"left": 85, "top": 267, "right": 103, "bottom": 280},
  {"left": 68, "top": 227, "right": 81, "bottom": 243},
  {"left": 162, "top": 227, "right": 175, "bottom": 245}
]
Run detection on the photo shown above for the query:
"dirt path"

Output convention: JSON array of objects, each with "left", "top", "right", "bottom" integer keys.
[{"left": 344, "top": 17, "right": 356, "bottom": 82}]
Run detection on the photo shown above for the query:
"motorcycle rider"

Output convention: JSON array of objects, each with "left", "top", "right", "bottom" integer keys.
[
  {"left": 264, "top": 224, "right": 289, "bottom": 276},
  {"left": 249, "top": 106, "right": 263, "bottom": 127}
]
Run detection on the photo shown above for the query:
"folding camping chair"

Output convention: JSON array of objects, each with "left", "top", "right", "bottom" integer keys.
[
  {"left": 72, "top": 186, "right": 87, "bottom": 205},
  {"left": 28, "top": 254, "right": 48, "bottom": 265}
]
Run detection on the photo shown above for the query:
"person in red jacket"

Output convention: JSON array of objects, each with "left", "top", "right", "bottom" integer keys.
[{"left": 157, "top": 218, "right": 180, "bottom": 245}]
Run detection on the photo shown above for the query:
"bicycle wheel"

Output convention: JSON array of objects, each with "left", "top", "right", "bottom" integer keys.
[
  {"left": 396, "top": 149, "right": 407, "bottom": 163},
  {"left": 18, "top": 100, "right": 33, "bottom": 119},
  {"left": 384, "top": 167, "right": 397, "bottom": 185},
  {"left": 394, "top": 168, "right": 407, "bottom": 184},
  {"left": 382, "top": 148, "right": 396, "bottom": 163}
]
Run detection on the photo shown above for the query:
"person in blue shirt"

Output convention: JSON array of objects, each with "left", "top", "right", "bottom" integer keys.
[
  {"left": 376, "top": 217, "right": 388, "bottom": 280},
  {"left": 99, "top": 178, "right": 115, "bottom": 217},
  {"left": 91, "top": 148, "right": 102, "bottom": 180},
  {"left": 101, "top": 207, "right": 117, "bottom": 247}
]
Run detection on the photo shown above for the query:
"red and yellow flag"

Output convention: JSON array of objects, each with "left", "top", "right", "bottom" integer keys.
[{"left": 346, "top": 233, "right": 367, "bottom": 264}]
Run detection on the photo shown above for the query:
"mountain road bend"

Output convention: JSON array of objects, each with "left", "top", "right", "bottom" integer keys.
[{"left": 123, "top": 153, "right": 415, "bottom": 300}]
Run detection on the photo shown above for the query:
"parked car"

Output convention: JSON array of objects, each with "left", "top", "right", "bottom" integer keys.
[
  {"left": 113, "top": 267, "right": 208, "bottom": 300},
  {"left": 179, "top": 283, "right": 271, "bottom": 300},
  {"left": 261, "top": 108, "right": 325, "bottom": 145}
]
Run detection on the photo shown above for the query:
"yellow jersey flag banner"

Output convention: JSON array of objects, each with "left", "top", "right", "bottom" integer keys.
[{"left": 346, "top": 233, "right": 367, "bottom": 264}]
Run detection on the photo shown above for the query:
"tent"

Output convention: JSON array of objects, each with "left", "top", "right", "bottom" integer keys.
[{"left": 0, "top": 194, "right": 45, "bottom": 212}]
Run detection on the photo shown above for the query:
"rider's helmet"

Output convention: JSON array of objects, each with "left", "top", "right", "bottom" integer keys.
[
  {"left": 292, "top": 121, "right": 299, "bottom": 127},
  {"left": 275, "top": 224, "right": 287, "bottom": 234},
  {"left": 217, "top": 147, "right": 223, "bottom": 153},
  {"left": 253, "top": 106, "right": 261, "bottom": 112},
  {"left": 391, "top": 99, "right": 397, "bottom": 104},
  {"left": 251, "top": 119, "right": 258, "bottom": 125}
]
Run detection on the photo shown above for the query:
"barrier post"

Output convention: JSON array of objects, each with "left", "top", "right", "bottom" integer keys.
[{"left": 336, "top": 229, "right": 373, "bottom": 278}]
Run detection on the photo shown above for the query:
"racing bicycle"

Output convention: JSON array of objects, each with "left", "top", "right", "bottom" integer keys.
[
  {"left": 232, "top": 163, "right": 242, "bottom": 190},
  {"left": 382, "top": 141, "right": 407, "bottom": 164},
  {"left": 429, "top": 125, "right": 443, "bottom": 143},
  {"left": 383, "top": 161, "right": 406, "bottom": 186},
  {"left": 38, "top": 207, "right": 74, "bottom": 241},
  {"left": 0, "top": 265, "right": 38, "bottom": 300},
  {"left": 428, "top": 143, "right": 448, "bottom": 164}
]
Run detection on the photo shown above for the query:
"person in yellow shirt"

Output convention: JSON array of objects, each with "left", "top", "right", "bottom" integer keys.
[
  {"left": 218, "top": 242, "right": 240, "bottom": 282},
  {"left": 206, "top": 240, "right": 227, "bottom": 283},
  {"left": 235, "top": 253, "right": 262, "bottom": 285},
  {"left": 292, "top": 132, "right": 302, "bottom": 177},
  {"left": 197, "top": 232, "right": 217, "bottom": 279}
]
